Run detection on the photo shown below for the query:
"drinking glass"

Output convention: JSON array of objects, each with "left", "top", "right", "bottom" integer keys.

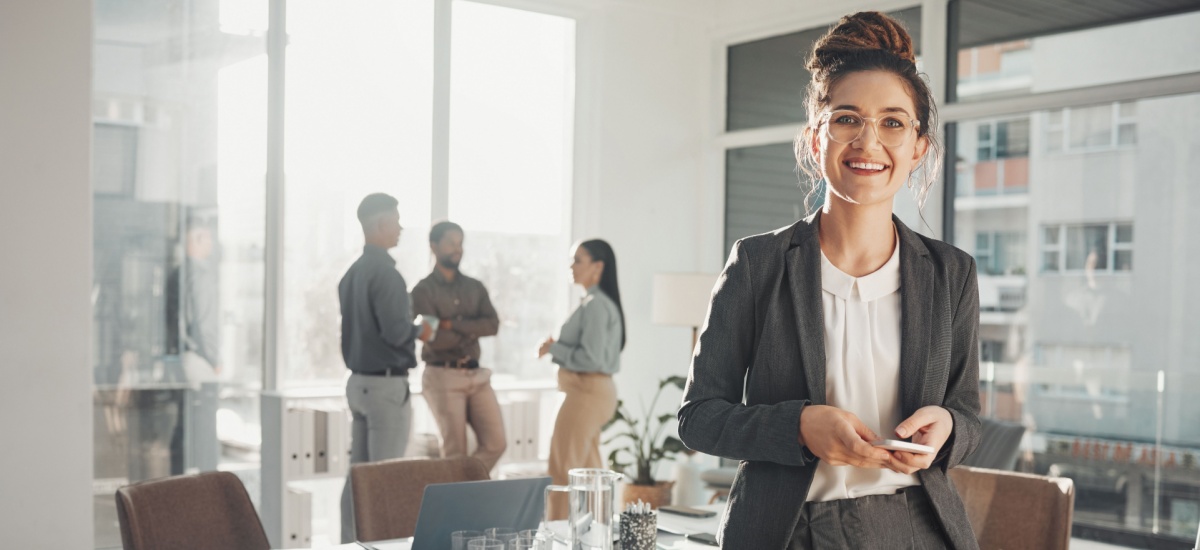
[
  {"left": 468, "top": 539, "right": 505, "bottom": 550},
  {"left": 452, "top": 530, "right": 486, "bottom": 550},
  {"left": 508, "top": 536, "right": 539, "bottom": 550},
  {"left": 486, "top": 527, "right": 518, "bottom": 544}
]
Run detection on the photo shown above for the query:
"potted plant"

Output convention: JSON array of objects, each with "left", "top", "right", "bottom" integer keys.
[{"left": 604, "top": 375, "right": 689, "bottom": 509}]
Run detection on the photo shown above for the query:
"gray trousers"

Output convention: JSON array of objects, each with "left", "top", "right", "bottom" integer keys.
[
  {"left": 790, "top": 486, "right": 951, "bottom": 550},
  {"left": 340, "top": 372, "right": 412, "bottom": 543}
]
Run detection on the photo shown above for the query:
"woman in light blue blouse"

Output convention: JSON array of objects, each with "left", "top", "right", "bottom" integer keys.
[{"left": 537, "top": 239, "right": 625, "bottom": 519}]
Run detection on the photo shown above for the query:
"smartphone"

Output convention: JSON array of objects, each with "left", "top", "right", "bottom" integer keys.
[
  {"left": 685, "top": 533, "right": 720, "bottom": 546},
  {"left": 871, "top": 439, "right": 934, "bottom": 454},
  {"left": 659, "top": 505, "right": 716, "bottom": 518}
]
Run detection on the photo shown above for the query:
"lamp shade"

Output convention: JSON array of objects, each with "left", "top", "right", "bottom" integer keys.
[{"left": 652, "top": 273, "right": 718, "bottom": 327}]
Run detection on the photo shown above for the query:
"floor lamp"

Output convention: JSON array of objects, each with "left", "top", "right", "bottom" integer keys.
[{"left": 652, "top": 273, "right": 719, "bottom": 354}]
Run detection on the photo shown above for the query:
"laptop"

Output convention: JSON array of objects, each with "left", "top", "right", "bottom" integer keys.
[{"left": 408, "top": 476, "right": 552, "bottom": 550}]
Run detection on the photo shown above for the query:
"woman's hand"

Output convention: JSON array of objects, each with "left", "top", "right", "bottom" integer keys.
[
  {"left": 799, "top": 405, "right": 893, "bottom": 469},
  {"left": 888, "top": 406, "right": 953, "bottom": 474},
  {"left": 536, "top": 336, "right": 555, "bottom": 359}
]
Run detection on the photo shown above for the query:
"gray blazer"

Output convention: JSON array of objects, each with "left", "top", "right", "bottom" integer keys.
[{"left": 678, "top": 213, "right": 982, "bottom": 550}]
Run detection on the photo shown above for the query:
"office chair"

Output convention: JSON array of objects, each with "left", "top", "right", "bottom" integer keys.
[
  {"left": 115, "top": 471, "right": 269, "bottom": 550},
  {"left": 350, "top": 456, "right": 490, "bottom": 542},
  {"left": 961, "top": 417, "right": 1027, "bottom": 471},
  {"left": 949, "top": 466, "right": 1075, "bottom": 550}
]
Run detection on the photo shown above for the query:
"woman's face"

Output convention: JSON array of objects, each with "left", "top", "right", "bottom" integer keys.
[
  {"left": 570, "top": 245, "right": 603, "bottom": 288},
  {"left": 814, "top": 70, "right": 929, "bottom": 210}
]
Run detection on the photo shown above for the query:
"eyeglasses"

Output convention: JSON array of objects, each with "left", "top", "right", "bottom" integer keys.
[{"left": 820, "top": 110, "right": 919, "bottom": 148}]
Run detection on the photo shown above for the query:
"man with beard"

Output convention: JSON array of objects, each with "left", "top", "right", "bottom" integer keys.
[{"left": 411, "top": 221, "right": 506, "bottom": 470}]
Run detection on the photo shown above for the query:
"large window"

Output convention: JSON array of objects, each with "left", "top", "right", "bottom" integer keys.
[
  {"left": 282, "top": 0, "right": 435, "bottom": 385},
  {"left": 448, "top": 1, "right": 575, "bottom": 380},
  {"left": 947, "top": 4, "right": 1200, "bottom": 542},
  {"left": 92, "top": 1, "right": 267, "bottom": 547}
]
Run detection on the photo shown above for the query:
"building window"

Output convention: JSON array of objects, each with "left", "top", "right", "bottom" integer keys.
[
  {"left": 1046, "top": 101, "right": 1137, "bottom": 153},
  {"left": 977, "top": 118, "right": 1030, "bottom": 161},
  {"left": 1040, "top": 222, "right": 1133, "bottom": 273},
  {"left": 975, "top": 231, "right": 1025, "bottom": 276}
]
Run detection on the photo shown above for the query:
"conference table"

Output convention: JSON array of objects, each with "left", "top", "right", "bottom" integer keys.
[{"left": 313, "top": 503, "right": 727, "bottom": 549}]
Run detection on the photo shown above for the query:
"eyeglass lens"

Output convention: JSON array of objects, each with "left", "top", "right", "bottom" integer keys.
[{"left": 825, "top": 110, "right": 914, "bottom": 147}]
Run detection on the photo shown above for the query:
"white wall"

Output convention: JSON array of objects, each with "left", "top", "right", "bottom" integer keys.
[
  {"left": 0, "top": 0, "right": 94, "bottom": 546},
  {"left": 571, "top": 2, "right": 716, "bottom": 460}
]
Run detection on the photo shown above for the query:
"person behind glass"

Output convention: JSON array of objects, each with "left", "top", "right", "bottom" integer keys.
[
  {"left": 337, "top": 193, "right": 433, "bottom": 543},
  {"left": 410, "top": 221, "right": 507, "bottom": 471},
  {"left": 537, "top": 239, "right": 624, "bottom": 520},
  {"left": 677, "top": 12, "right": 981, "bottom": 550}
]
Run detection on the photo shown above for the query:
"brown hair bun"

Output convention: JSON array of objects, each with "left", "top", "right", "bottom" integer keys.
[{"left": 806, "top": 11, "right": 916, "bottom": 73}]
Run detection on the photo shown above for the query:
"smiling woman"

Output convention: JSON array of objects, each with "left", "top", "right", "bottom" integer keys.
[{"left": 678, "top": 11, "right": 981, "bottom": 550}]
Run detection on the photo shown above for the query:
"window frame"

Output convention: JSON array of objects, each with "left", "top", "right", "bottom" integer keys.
[{"left": 1039, "top": 222, "right": 1134, "bottom": 275}]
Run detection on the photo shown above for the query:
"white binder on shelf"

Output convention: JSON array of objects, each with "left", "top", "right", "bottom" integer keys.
[
  {"left": 285, "top": 408, "right": 303, "bottom": 479},
  {"left": 313, "top": 408, "right": 329, "bottom": 474},
  {"left": 284, "top": 487, "right": 312, "bottom": 549},
  {"left": 299, "top": 408, "right": 316, "bottom": 477}
]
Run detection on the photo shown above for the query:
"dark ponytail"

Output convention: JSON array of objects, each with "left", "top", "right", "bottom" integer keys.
[{"left": 580, "top": 239, "right": 625, "bottom": 350}]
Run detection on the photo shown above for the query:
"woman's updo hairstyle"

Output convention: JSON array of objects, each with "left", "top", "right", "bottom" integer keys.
[{"left": 796, "top": 11, "right": 942, "bottom": 212}]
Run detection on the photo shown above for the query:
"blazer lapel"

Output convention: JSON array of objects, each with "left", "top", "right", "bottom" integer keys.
[
  {"left": 786, "top": 213, "right": 827, "bottom": 405},
  {"left": 896, "top": 216, "right": 934, "bottom": 417}
]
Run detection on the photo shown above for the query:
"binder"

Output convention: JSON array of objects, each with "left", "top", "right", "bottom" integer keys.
[
  {"left": 313, "top": 408, "right": 329, "bottom": 474},
  {"left": 299, "top": 408, "right": 315, "bottom": 476},
  {"left": 286, "top": 408, "right": 303, "bottom": 479},
  {"left": 285, "top": 487, "right": 312, "bottom": 549},
  {"left": 522, "top": 399, "right": 538, "bottom": 462},
  {"left": 508, "top": 396, "right": 523, "bottom": 463}
]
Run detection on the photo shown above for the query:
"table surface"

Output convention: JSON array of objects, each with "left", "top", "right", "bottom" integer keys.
[{"left": 309, "top": 503, "right": 726, "bottom": 550}]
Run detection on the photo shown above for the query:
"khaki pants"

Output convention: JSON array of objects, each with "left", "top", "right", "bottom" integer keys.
[
  {"left": 421, "top": 366, "right": 507, "bottom": 471},
  {"left": 547, "top": 369, "right": 617, "bottom": 520}
]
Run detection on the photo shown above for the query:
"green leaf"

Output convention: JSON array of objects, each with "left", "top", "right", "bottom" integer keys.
[{"left": 656, "top": 413, "right": 676, "bottom": 426}]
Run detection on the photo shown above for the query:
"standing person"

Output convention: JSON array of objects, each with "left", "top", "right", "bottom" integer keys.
[
  {"left": 337, "top": 193, "right": 432, "bottom": 543},
  {"left": 677, "top": 12, "right": 981, "bottom": 550},
  {"left": 411, "top": 221, "right": 507, "bottom": 471},
  {"left": 537, "top": 239, "right": 624, "bottom": 520}
]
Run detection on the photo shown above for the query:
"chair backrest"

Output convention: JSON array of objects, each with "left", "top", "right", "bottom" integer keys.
[
  {"left": 962, "top": 417, "right": 1026, "bottom": 470},
  {"left": 351, "top": 456, "right": 490, "bottom": 542},
  {"left": 949, "top": 466, "right": 1075, "bottom": 550},
  {"left": 115, "top": 471, "right": 270, "bottom": 550}
]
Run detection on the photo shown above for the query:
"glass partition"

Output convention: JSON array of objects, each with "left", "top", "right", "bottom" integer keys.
[
  {"left": 952, "top": 92, "right": 1200, "bottom": 542},
  {"left": 92, "top": 0, "right": 267, "bottom": 546}
]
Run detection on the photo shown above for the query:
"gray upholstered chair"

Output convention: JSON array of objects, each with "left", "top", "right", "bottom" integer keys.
[
  {"left": 949, "top": 466, "right": 1075, "bottom": 550},
  {"left": 962, "top": 417, "right": 1026, "bottom": 470},
  {"left": 350, "top": 456, "right": 490, "bottom": 542},
  {"left": 115, "top": 471, "right": 269, "bottom": 550}
]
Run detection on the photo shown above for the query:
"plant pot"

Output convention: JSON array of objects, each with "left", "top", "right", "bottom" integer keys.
[{"left": 621, "top": 480, "right": 675, "bottom": 510}]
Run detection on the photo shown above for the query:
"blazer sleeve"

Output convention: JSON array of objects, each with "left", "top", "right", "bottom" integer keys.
[
  {"left": 677, "top": 240, "right": 814, "bottom": 467},
  {"left": 936, "top": 258, "right": 983, "bottom": 470}
]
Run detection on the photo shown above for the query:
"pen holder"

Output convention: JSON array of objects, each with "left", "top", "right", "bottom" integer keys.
[{"left": 619, "top": 510, "right": 656, "bottom": 550}]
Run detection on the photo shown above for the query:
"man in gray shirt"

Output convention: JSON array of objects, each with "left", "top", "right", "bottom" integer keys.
[{"left": 337, "top": 193, "right": 431, "bottom": 543}]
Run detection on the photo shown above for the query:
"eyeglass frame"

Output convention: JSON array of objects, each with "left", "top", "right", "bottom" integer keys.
[{"left": 817, "top": 109, "right": 921, "bottom": 148}]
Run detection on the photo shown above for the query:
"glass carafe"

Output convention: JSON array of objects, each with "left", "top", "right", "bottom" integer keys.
[{"left": 543, "top": 468, "right": 623, "bottom": 550}]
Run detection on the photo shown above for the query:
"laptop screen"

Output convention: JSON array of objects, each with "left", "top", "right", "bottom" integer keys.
[{"left": 409, "top": 477, "right": 552, "bottom": 550}]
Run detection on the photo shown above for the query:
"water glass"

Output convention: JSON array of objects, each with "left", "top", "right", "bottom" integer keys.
[
  {"left": 452, "top": 530, "right": 486, "bottom": 550},
  {"left": 486, "top": 527, "right": 519, "bottom": 544},
  {"left": 508, "top": 536, "right": 539, "bottom": 550},
  {"left": 468, "top": 539, "right": 506, "bottom": 550}
]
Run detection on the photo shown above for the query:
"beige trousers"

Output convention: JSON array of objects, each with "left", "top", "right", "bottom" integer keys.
[
  {"left": 421, "top": 366, "right": 507, "bottom": 471},
  {"left": 547, "top": 368, "right": 618, "bottom": 520}
]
